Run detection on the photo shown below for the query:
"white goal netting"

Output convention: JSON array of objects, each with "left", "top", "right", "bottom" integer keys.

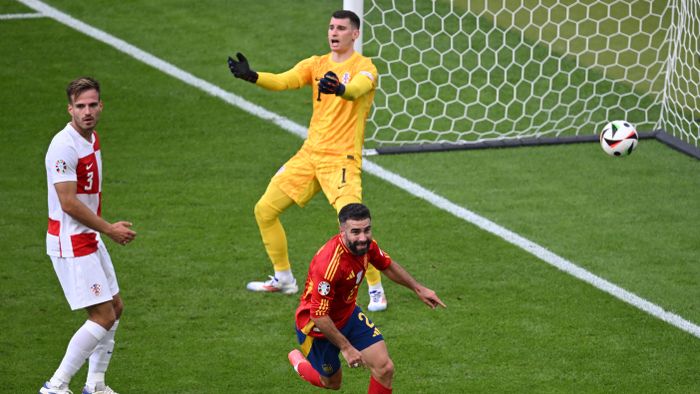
[{"left": 358, "top": 0, "right": 700, "bottom": 150}]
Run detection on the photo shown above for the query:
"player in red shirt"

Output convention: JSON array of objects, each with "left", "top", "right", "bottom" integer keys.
[{"left": 288, "top": 203, "right": 446, "bottom": 393}]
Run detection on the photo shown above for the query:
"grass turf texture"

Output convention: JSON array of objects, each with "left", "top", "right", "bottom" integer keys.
[{"left": 1, "top": 1, "right": 698, "bottom": 392}]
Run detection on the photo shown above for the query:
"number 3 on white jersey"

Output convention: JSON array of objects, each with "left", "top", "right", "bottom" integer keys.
[{"left": 85, "top": 171, "right": 93, "bottom": 190}]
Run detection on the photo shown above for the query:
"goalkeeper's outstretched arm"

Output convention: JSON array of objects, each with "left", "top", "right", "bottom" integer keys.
[
  {"left": 227, "top": 52, "right": 305, "bottom": 91},
  {"left": 227, "top": 52, "right": 258, "bottom": 83},
  {"left": 256, "top": 70, "right": 305, "bottom": 91}
]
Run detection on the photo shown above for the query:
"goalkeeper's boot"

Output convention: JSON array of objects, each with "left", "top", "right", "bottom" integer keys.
[
  {"left": 368, "top": 289, "right": 388, "bottom": 312},
  {"left": 39, "top": 382, "right": 73, "bottom": 394},
  {"left": 81, "top": 386, "right": 118, "bottom": 394},
  {"left": 247, "top": 275, "right": 298, "bottom": 294}
]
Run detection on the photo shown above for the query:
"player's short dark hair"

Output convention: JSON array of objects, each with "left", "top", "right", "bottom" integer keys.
[
  {"left": 338, "top": 203, "right": 371, "bottom": 224},
  {"left": 333, "top": 10, "right": 361, "bottom": 30},
  {"left": 66, "top": 77, "right": 100, "bottom": 104}
]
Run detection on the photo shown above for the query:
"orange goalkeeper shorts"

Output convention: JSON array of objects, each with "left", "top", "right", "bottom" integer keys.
[{"left": 271, "top": 145, "right": 362, "bottom": 208}]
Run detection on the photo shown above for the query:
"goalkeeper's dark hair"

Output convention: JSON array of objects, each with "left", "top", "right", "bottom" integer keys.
[
  {"left": 338, "top": 203, "right": 371, "bottom": 224},
  {"left": 333, "top": 10, "right": 361, "bottom": 30},
  {"left": 66, "top": 77, "right": 100, "bottom": 104}
]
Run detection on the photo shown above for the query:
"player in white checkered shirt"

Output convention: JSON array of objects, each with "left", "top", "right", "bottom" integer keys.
[{"left": 40, "top": 77, "right": 136, "bottom": 394}]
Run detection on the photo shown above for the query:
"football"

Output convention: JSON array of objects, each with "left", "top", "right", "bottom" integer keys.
[{"left": 599, "top": 120, "right": 639, "bottom": 157}]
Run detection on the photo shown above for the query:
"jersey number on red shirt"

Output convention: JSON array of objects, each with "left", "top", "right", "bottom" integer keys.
[{"left": 77, "top": 153, "right": 99, "bottom": 194}]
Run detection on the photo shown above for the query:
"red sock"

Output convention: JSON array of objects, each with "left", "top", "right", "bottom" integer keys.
[
  {"left": 368, "top": 375, "right": 392, "bottom": 394},
  {"left": 296, "top": 361, "right": 324, "bottom": 388}
]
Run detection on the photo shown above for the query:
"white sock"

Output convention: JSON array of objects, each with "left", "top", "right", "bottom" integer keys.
[
  {"left": 49, "top": 320, "right": 107, "bottom": 387},
  {"left": 368, "top": 282, "right": 384, "bottom": 293},
  {"left": 86, "top": 320, "right": 119, "bottom": 391},
  {"left": 275, "top": 269, "right": 294, "bottom": 283}
]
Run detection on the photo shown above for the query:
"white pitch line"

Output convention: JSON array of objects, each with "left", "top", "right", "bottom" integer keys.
[
  {"left": 20, "top": 0, "right": 700, "bottom": 339},
  {"left": 0, "top": 12, "right": 44, "bottom": 20}
]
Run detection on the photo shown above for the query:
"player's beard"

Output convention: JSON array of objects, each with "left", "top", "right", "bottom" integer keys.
[
  {"left": 79, "top": 117, "right": 96, "bottom": 131},
  {"left": 347, "top": 238, "right": 370, "bottom": 256},
  {"left": 72, "top": 115, "right": 98, "bottom": 135}
]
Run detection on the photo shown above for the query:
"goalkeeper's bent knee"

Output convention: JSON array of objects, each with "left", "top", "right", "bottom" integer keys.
[{"left": 254, "top": 199, "right": 282, "bottom": 225}]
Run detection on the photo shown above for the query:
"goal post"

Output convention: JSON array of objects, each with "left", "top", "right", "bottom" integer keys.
[
  {"left": 344, "top": 0, "right": 700, "bottom": 158},
  {"left": 344, "top": 0, "right": 364, "bottom": 54}
]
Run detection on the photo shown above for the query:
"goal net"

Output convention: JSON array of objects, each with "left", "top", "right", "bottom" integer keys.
[{"left": 357, "top": 0, "right": 700, "bottom": 152}]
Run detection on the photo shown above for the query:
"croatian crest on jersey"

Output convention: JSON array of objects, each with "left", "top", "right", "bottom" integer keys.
[
  {"left": 55, "top": 159, "right": 67, "bottom": 174},
  {"left": 317, "top": 280, "right": 331, "bottom": 296},
  {"left": 90, "top": 283, "right": 101, "bottom": 296},
  {"left": 342, "top": 72, "right": 351, "bottom": 84}
]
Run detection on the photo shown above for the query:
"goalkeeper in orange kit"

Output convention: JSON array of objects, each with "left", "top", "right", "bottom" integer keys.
[{"left": 227, "top": 9, "right": 388, "bottom": 311}]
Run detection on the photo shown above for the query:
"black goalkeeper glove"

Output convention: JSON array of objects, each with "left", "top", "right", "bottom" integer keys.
[
  {"left": 318, "top": 71, "right": 346, "bottom": 96},
  {"left": 227, "top": 52, "right": 258, "bottom": 83}
]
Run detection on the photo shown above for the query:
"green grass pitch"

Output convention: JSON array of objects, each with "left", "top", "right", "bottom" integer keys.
[{"left": 1, "top": 1, "right": 699, "bottom": 393}]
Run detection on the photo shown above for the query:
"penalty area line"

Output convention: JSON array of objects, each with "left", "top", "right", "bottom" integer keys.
[
  {"left": 0, "top": 12, "right": 44, "bottom": 20},
  {"left": 19, "top": 0, "right": 700, "bottom": 340}
]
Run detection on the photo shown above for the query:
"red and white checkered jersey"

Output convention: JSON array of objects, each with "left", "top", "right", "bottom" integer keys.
[{"left": 45, "top": 123, "right": 103, "bottom": 258}]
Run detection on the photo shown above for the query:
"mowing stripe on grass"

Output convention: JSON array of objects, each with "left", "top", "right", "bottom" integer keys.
[{"left": 19, "top": 0, "right": 700, "bottom": 340}]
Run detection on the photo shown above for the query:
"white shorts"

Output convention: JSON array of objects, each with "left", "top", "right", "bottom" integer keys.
[{"left": 50, "top": 240, "right": 119, "bottom": 310}]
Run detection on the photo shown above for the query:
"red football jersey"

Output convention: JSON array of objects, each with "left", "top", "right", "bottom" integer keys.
[{"left": 295, "top": 234, "right": 392, "bottom": 337}]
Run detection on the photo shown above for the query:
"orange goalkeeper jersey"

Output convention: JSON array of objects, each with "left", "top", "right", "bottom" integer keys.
[{"left": 256, "top": 51, "right": 378, "bottom": 158}]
